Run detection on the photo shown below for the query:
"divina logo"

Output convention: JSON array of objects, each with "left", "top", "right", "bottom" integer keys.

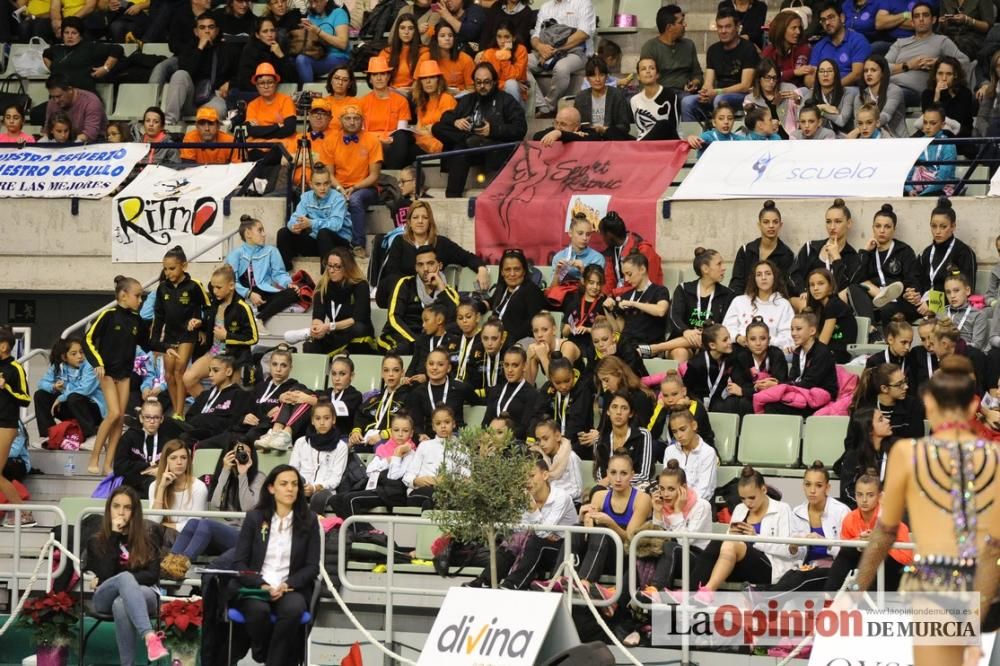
[{"left": 436, "top": 615, "right": 534, "bottom": 657}]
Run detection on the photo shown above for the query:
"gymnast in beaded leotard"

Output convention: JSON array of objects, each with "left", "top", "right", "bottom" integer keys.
[{"left": 855, "top": 356, "right": 1000, "bottom": 666}]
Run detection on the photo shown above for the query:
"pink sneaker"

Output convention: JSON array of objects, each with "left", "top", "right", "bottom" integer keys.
[{"left": 145, "top": 631, "right": 168, "bottom": 661}]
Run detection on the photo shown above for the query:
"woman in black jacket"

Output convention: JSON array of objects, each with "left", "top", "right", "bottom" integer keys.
[
  {"left": 788, "top": 198, "right": 860, "bottom": 306},
  {"left": 903, "top": 196, "right": 978, "bottom": 316},
  {"left": 573, "top": 56, "right": 632, "bottom": 140},
  {"left": 728, "top": 200, "right": 795, "bottom": 296},
  {"left": 85, "top": 486, "right": 167, "bottom": 666},
  {"left": 489, "top": 248, "right": 547, "bottom": 344},
  {"left": 232, "top": 465, "right": 321, "bottom": 666},
  {"left": 231, "top": 16, "right": 298, "bottom": 99},
  {"left": 304, "top": 247, "right": 373, "bottom": 355},
  {"left": 43, "top": 17, "right": 122, "bottom": 93}
]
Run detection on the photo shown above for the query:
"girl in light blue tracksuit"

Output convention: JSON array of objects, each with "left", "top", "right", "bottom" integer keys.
[
  {"left": 34, "top": 337, "right": 107, "bottom": 439},
  {"left": 225, "top": 215, "right": 300, "bottom": 324}
]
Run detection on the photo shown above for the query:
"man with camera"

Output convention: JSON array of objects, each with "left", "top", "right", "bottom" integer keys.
[
  {"left": 431, "top": 61, "right": 527, "bottom": 197},
  {"left": 163, "top": 13, "right": 235, "bottom": 125}
]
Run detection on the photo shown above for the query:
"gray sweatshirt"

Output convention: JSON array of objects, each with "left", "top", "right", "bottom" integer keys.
[{"left": 887, "top": 33, "right": 970, "bottom": 93}]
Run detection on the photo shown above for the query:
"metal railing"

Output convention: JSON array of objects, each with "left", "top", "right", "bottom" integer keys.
[
  {"left": 0, "top": 504, "right": 69, "bottom": 603},
  {"left": 72, "top": 507, "right": 246, "bottom": 556},
  {"left": 413, "top": 141, "right": 521, "bottom": 194},
  {"left": 337, "top": 514, "right": 623, "bottom": 666},
  {"left": 627, "top": 528, "right": 916, "bottom": 663}
]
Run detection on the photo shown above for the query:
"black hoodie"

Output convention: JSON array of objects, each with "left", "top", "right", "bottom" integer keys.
[
  {"left": 917, "top": 236, "right": 978, "bottom": 293},
  {"left": 668, "top": 280, "right": 734, "bottom": 338},
  {"left": 789, "top": 239, "right": 860, "bottom": 296},
  {"left": 729, "top": 238, "right": 795, "bottom": 295}
]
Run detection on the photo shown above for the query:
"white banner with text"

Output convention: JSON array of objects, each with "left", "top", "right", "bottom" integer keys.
[
  {"left": 0, "top": 143, "right": 148, "bottom": 198},
  {"left": 673, "top": 138, "right": 933, "bottom": 200},
  {"left": 111, "top": 163, "right": 254, "bottom": 263}
]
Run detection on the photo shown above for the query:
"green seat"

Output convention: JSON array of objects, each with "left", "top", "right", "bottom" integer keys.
[
  {"left": 579, "top": 460, "right": 596, "bottom": 497},
  {"left": 192, "top": 447, "right": 218, "bottom": 478},
  {"left": 110, "top": 83, "right": 161, "bottom": 120},
  {"left": 257, "top": 451, "right": 290, "bottom": 475},
  {"left": 645, "top": 358, "right": 679, "bottom": 376},
  {"left": 716, "top": 466, "right": 742, "bottom": 489},
  {"left": 464, "top": 405, "right": 487, "bottom": 428},
  {"left": 802, "top": 416, "right": 849, "bottom": 470},
  {"left": 855, "top": 316, "right": 871, "bottom": 345},
  {"left": 839, "top": 364, "right": 865, "bottom": 378},
  {"left": 290, "top": 353, "right": 329, "bottom": 391},
  {"left": 370, "top": 308, "right": 388, "bottom": 341},
  {"left": 413, "top": 523, "right": 444, "bottom": 560},
  {"left": 737, "top": 414, "right": 802, "bottom": 468},
  {"left": 975, "top": 269, "right": 992, "bottom": 296},
  {"left": 848, "top": 343, "right": 887, "bottom": 358},
  {"left": 350, "top": 354, "right": 383, "bottom": 391},
  {"left": 708, "top": 412, "right": 739, "bottom": 464},
  {"left": 59, "top": 496, "right": 107, "bottom": 524}
]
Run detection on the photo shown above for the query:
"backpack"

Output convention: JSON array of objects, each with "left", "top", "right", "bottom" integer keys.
[{"left": 357, "top": 0, "right": 407, "bottom": 43}]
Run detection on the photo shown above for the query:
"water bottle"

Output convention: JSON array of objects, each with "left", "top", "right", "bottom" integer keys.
[{"left": 63, "top": 453, "right": 76, "bottom": 477}]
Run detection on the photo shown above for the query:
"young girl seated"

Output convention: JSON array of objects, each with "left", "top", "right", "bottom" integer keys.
[
  {"left": 806, "top": 268, "right": 857, "bottom": 364},
  {"left": 865, "top": 314, "right": 914, "bottom": 381},
  {"left": 351, "top": 354, "right": 411, "bottom": 451},
  {"left": 531, "top": 419, "right": 583, "bottom": 505},
  {"left": 685, "top": 466, "right": 798, "bottom": 603},
  {"left": 941, "top": 272, "right": 989, "bottom": 350},
  {"left": 338, "top": 411, "right": 418, "bottom": 518},
  {"left": 791, "top": 104, "right": 836, "bottom": 140},
  {"left": 721, "top": 259, "right": 794, "bottom": 352},
  {"left": 148, "top": 439, "right": 209, "bottom": 537},
  {"left": 743, "top": 106, "right": 780, "bottom": 140},
  {"left": 478, "top": 21, "right": 528, "bottom": 103},
  {"left": 686, "top": 102, "right": 744, "bottom": 152},
  {"left": 235, "top": 347, "right": 306, "bottom": 447},
  {"left": 183, "top": 354, "right": 251, "bottom": 444},
  {"left": 537, "top": 355, "right": 595, "bottom": 459},
  {"left": 849, "top": 102, "right": 884, "bottom": 139},
  {"left": 587, "top": 319, "right": 647, "bottom": 379},
  {"left": 760, "top": 311, "right": 838, "bottom": 416},
  {"left": 662, "top": 410, "right": 717, "bottom": 501},
  {"left": 387, "top": 405, "right": 455, "bottom": 511},
  {"left": 681, "top": 323, "right": 741, "bottom": 414},
  {"left": 34, "top": 336, "right": 105, "bottom": 441},
  {"left": 85, "top": 487, "right": 167, "bottom": 664},
  {"left": 225, "top": 214, "right": 299, "bottom": 325},
  {"left": 525, "top": 312, "right": 583, "bottom": 384},
  {"left": 42, "top": 113, "right": 74, "bottom": 144},
  {"left": 561, "top": 265, "right": 605, "bottom": 353},
  {"left": 594, "top": 390, "right": 654, "bottom": 489},
  {"left": 905, "top": 104, "right": 957, "bottom": 197},
  {"left": 404, "top": 348, "right": 470, "bottom": 438},
  {"left": 646, "top": 371, "right": 716, "bottom": 458},
  {"left": 850, "top": 363, "right": 924, "bottom": 439},
  {"left": 482, "top": 346, "right": 542, "bottom": 440},
  {"left": 288, "top": 402, "right": 349, "bottom": 514},
  {"left": 728, "top": 318, "right": 789, "bottom": 415},
  {"left": 469, "top": 318, "right": 508, "bottom": 402},
  {"left": 838, "top": 406, "right": 899, "bottom": 506},
  {"left": 451, "top": 297, "right": 485, "bottom": 385}
]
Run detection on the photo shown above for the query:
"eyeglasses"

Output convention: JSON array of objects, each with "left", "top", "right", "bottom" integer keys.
[
  {"left": 762, "top": 74, "right": 778, "bottom": 81},
  {"left": 473, "top": 78, "right": 494, "bottom": 86},
  {"left": 887, "top": 380, "right": 908, "bottom": 388},
  {"left": 256, "top": 79, "right": 277, "bottom": 86},
  {"left": 327, "top": 263, "right": 344, "bottom": 270},
  {"left": 141, "top": 415, "right": 163, "bottom": 421}
]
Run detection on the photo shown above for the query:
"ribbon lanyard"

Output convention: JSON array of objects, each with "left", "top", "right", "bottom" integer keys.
[
  {"left": 948, "top": 305, "right": 971, "bottom": 332},
  {"left": 753, "top": 353, "right": 768, "bottom": 373},
  {"left": 927, "top": 352, "right": 934, "bottom": 379},
  {"left": 496, "top": 380, "right": 525, "bottom": 417},
  {"left": 884, "top": 349, "right": 906, "bottom": 374},
  {"left": 144, "top": 433, "right": 158, "bottom": 464},
  {"left": 375, "top": 389, "right": 395, "bottom": 429},
  {"left": 247, "top": 261, "right": 256, "bottom": 289},
  {"left": 331, "top": 389, "right": 344, "bottom": 404},
  {"left": 797, "top": 349, "right": 808, "bottom": 382},
  {"left": 428, "top": 335, "right": 442, "bottom": 352},
  {"left": 613, "top": 245, "right": 624, "bottom": 286},
  {"left": 579, "top": 297, "right": 600, "bottom": 326},
  {"left": 456, "top": 335, "right": 473, "bottom": 381},
  {"left": 874, "top": 241, "right": 894, "bottom": 286},
  {"left": 699, "top": 284, "right": 714, "bottom": 319},
  {"left": 203, "top": 386, "right": 223, "bottom": 412},
  {"left": 485, "top": 354, "right": 501, "bottom": 388},
  {"left": 927, "top": 238, "right": 956, "bottom": 286},
  {"left": 428, "top": 378, "right": 449, "bottom": 408},
  {"left": 705, "top": 352, "right": 726, "bottom": 404},
  {"left": 495, "top": 286, "right": 520, "bottom": 318},
  {"left": 555, "top": 391, "right": 568, "bottom": 433},
  {"left": 259, "top": 380, "right": 281, "bottom": 405},
  {"left": 329, "top": 301, "right": 342, "bottom": 323}
]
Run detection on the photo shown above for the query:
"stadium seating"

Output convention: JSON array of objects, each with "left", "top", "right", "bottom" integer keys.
[
  {"left": 802, "top": 415, "right": 850, "bottom": 472},
  {"left": 737, "top": 414, "right": 802, "bottom": 469},
  {"left": 708, "top": 411, "right": 739, "bottom": 464},
  {"left": 291, "top": 353, "right": 331, "bottom": 391}
]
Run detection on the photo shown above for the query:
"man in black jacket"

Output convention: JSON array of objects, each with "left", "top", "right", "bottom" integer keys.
[
  {"left": 532, "top": 106, "right": 599, "bottom": 145},
  {"left": 163, "top": 13, "right": 236, "bottom": 125},
  {"left": 431, "top": 62, "right": 528, "bottom": 197},
  {"left": 149, "top": 0, "right": 212, "bottom": 84}
]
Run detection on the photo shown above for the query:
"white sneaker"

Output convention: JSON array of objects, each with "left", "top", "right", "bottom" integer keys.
[
  {"left": 284, "top": 327, "right": 311, "bottom": 345},
  {"left": 255, "top": 431, "right": 276, "bottom": 451},
  {"left": 873, "top": 282, "right": 904, "bottom": 309},
  {"left": 269, "top": 431, "right": 293, "bottom": 451},
  {"left": 256, "top": 319, "right": 270, "bottom": 336},
  {"left": 78, "top": 435, "right": 97, "bottom": 451}
]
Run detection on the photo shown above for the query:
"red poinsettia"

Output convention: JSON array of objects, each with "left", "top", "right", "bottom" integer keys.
[
  {"left": 18, "top": 591, "right": 79, "bottom": 647},
  {"left": 160, "top": 598, "right": 203, "bottom": 652}
]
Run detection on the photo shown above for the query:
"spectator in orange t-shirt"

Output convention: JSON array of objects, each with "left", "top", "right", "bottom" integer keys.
[
  {"left": 180, "top": 107, "right": 242, "bottom": 165},
  {"left": 292, "top": 97, "right": 338, "bottom": 190},
  {"left": 478, "top": 21, "right": 529, "bottom": 105},
  {"left": 245, "top": 62, "right": 298, "bottom": 159},
  {"left": 329, "top": 104, "right": 383, "bottom": 259},
  {"left": 379, "top": 13, "right": 425, "bottom": 91},
  {"left": 423, "top": 23, "right": 474, "bottom": 94},
  {"left": 412, "top": 60, "right": 457, "bottom": 155},
  {"left": 359, "top": 56, "right": 414, "bottom": 169},
  {"left": 324, "top": 63, "right": 358, "bottom": 134}
]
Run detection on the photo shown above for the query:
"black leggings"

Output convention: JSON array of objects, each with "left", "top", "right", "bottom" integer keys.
[
  {"left": 689, "top": 539, "right": 773, "bottom": 591},
  {"left": 648, "top": 542, "right": 704, "bottom": 589},
  {"left": 502, "top": 534, "right": 563, "bottom": 590},
  {"left": 33, "top": 390, "right": 102, "bottom": 439},
  {"left": 823, "top": 548, "right": 905, "bottom": 592},
  {"left": 253, "top": 287, "right": 300, "bottom": 322},
  {"left": 302, "top": 322, "right": 374, "bottom": 356},
  {"left": 576, "top": 532, "right": 619, "bottom": 582}
]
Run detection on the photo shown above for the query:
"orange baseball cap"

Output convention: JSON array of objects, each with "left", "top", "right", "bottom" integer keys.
[
  {"left": 310, "top": 97, "right": 332, "bottom": 113},
  {"left": 366, "top": 56, "right": 392, "bottom": 74},
  {"left": 195, "top": 107, "right": 219, "bottom": 122},
  {"left": 340, "top": 104, "right": 362, "bottom": 118},
  {"left": 413, "top": 59, "right": 443, "bottom": 79},
  {"left": 251, "top": 62, "right": 281, "bottom": 84}
]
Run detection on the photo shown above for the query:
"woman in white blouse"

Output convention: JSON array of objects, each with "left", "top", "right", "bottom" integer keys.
[
  {"left": 148, "top": 439, "right": 208, "bottom": 535},
  {"left": 722, "top": 259, "right": 794, "bottom": 352}
]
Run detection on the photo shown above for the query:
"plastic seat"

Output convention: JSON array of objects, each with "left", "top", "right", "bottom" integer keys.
[
  {"left": 464, "top": 405, "right": 487, "bottom": 428},
  {"left": 350, "top": 354, "right": 383, "bottom": 390},
  {"left": 847, "top": 343, "right": 887, "bottom": 358},
  {"left": 855, "top": 316, "right": 870, "bottom": 345},
  {"left": 58, "top": 496, "right": 107, "bottom": 524},
  {"left": 737, "top": 414, "right": 802, "bottom": 468},
  {"left": 192, "top": 447, "right": 218, "bottom": 478},
  {"left": 839, "top": 364, "right": 865, "bottom": 377},
  {"left": 579, "top": 459, "right": 595, "bottom": 496},
  {"left": 802, "top": 416, "right": 849, "bottom": 469},
  {"left": 645, "top": 358, "right": 679, "bottom": 376},
  {"left": 369, "top": 308, "right": 388, "bottom": 341},
  {"left": 141, "top": 43, "right": 172, "bottom": 57},
  {"left": 110, "top": 83, "right": 161, "bottom": 120},
  {"left": 290, "top": 353, "right": 330, "bottom": 391},
  {"left": 975, "top": 269, "right": 992, "bottom": 296},
  {"left": 257, "top": 451, "right": 291, "bottom": 475},
  {"left": 708, "top": 411, "right": 739, "bottom": 464}
]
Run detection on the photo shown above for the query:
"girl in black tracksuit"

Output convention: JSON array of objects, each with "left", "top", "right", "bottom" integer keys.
[
  {"left": 233, "top": 347, "right": 307, "bottom": 447},
  {"left": 646, "top": 370, "right": 716, "bottom": 463},
  {"left": 451, "top": 297, "right": 486, "bottom": 386},
  {"left": 481, "top": 347, "right": 543, "bottom": 440},
  {"left": 468, "top": 319, "right": 509, "bottom": 404},
  {"left": 682, "top": 324, "right": 742, "bottom": 415},
  {"left": 183, "top": 355, "right": 252, "bottom": 445},
  {"left": 535, "top": 355, "right": 596, "bottom": 458},
  {"left": 0, "top": 327, "right": 30, "bottom": 518},
  {"left": 908, "top": 197, "right": 978, "bottom": 311},
  {"left": 788, "top": 198, "right": 860, "bottom": 300},
  {"left": 728, "top": 318, "right": 789, "bottom": 415},
  {"left": 183, "top": 264, "right": 259, "bottom": 396},
  {"left": 150, "top": 246, "right": 212, "bottom": 420},
  {"left": 304, "top": 246, "right": 374, "bottom": 356},
  {"left": 763, "top": 311, "right": 839, "bottom": 416},
  {"left": 849, "top": 204, "right": 921, "bottom": 325},
  {"left": 728, "top": 201, "right": 796, "bottom": 295},
  {"left": 84, "top": 276, "right": 150, "bottom": 476},
  {"left": 405, "top": 348, "right": 472, "bottom": 438},
  {"left": 274, "top": 356, "right": 365, "bottom": 443},
  {"left": 349, "top": 354, "right": 411, "bottom": 453}
]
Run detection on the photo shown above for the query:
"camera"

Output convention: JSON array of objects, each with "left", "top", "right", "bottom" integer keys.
[{"left": 234, "top": 446, "right": 249, "bottom": 465}]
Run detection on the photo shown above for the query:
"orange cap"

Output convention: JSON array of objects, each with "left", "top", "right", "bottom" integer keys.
[
  {"left": 251, "top": 62, "right": 281, "bottom": 84},
  {"left": 366, "top": 56, "right": 392, "bottom": 74},
  {"left": 340, "top": 104, "right": 362, "bottom": 118},
  {"left": 310, "top": 97, "right": 332, "bottom": 112},
  {"left": 195, "top": 107, "right": 219, "bottom": 122},
  {"left": 414, "top": 60, "right": 443, "bottom": 79}
]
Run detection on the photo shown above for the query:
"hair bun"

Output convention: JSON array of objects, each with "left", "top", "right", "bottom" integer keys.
[
  {"left": 832, "top": 197, "right": 846, "bottom": 207},
  {"left": 939, "top": 354, "right": 973, "bottom": 374},
  {"left": 890, "top": 312, "right": 907, "bottom": 322},
  {"left": 880, "top": 203, "right": 894, "bottom": 213},
  {"left": 936, "top": 196, "right": 952, "bottom": 209},
  {"left": 113, "top": 274, "right": 126, "bottom": 284},
  {"left": 863, "top": 466, "right": 879, "bottom": 477},
  {"left": 665, "top": 459, "right": 680, "bottom": 470},
  {"left": 809, "top": 459, "right": 825, "bottom": 470},
  {"left": 740, "top": 465, "right": 757, "bottom": 478},
  {"left": 239, "top": 214, "right": 252, "bottom": 222},
  {"left": 693, "top": 246, "right": 707, "bottom": 257},
  {"left": 763, "top": 199, "right": 776, "bottom": 208}
]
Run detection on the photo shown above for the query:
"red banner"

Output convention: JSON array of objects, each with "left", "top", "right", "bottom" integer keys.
[{"left": 474, "top": 140, "right": 690, "bottom": 265}]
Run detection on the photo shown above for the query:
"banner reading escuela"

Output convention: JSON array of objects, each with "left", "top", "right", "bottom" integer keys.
[
  {"left": 475, "top": 141, "right": 689, "bottom": 266},
  {"left": 111, "top": 163, "right": 255, "bottom": 263},
  {"left": 673, "top": 138, "right": 933, "bottom": 200},
  {"left": 0, "top": 143, "right": 148, "bottom": 198}
]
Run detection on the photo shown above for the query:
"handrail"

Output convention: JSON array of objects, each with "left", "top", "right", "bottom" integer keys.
[
  {"left": 13, "top": 348, "right": 60, "bottom": 428},
  {"left": 337, "top": 514, "right": 623, "bottom": 666},
  {"left": 413, "top": 140, "right": 522, "bottom": 191},
  {"left": 627, "top": 528, "right": 916, "bottom": 663},
  {"left": 59, "top": 227, "right": 243, "bottom": 339},
  {"left": 0, "top": 504, "right": 69, "bottom": 603}
]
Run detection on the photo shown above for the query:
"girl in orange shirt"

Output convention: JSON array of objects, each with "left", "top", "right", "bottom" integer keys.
[
  {"left": 425, "top": 23, "right": 473, "bottom": 94},
  {"left": 477, "top": 21, "right": 528, "bottom": 104},
  {"left": 411, "top": 60, "right": 457, "bottom": 154},
  {"left": 379, "top": 13, "right": 425, "bottom": 93},
  {"left": 324, "top": 64, "right": 358, "bottom": 134}
]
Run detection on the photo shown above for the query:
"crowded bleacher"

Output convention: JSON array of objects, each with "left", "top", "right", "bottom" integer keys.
[{"left": 0, "top": 0, "right": 1000, "bottom": 663}]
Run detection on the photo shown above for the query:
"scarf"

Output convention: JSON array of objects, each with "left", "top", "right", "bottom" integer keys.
[{"left": 307, "top": 426, "right": 343, "bottom": 452}]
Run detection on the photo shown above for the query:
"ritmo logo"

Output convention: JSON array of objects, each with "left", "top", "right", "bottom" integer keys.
[{"left": 436, "top": 615, "right": 535, "bottom": 657}]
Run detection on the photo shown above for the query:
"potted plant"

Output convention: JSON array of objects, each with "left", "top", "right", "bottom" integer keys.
[
  {"left": 160, "top": 598, "right": 203, "bottom": 666},
  {"left": 431, "top": 426, "right": 533, "bottom": 587},
  {"left": 18, "top": 591, "right": 78, "bottom": 666}
]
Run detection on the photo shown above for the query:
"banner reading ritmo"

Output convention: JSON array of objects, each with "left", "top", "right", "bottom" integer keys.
[{"left": 650, "top": 592, "right": 980, "bottom": 649}]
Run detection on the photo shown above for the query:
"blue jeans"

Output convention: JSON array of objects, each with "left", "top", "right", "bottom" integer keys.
[
  {"left": 295, "top": 53, "right": 349, "bottom": 84},
  {"left": 92, "top": 572, "right": 158, "bottom": 666},
  {"left": 171, "top": 519, "right": 239, "bottom": 559},
  {"left": 681, "top": 91, "right": 746, "bottom": 122},
  {"left": 348, "top": 186, "right": 379, "bottom": 248}
]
